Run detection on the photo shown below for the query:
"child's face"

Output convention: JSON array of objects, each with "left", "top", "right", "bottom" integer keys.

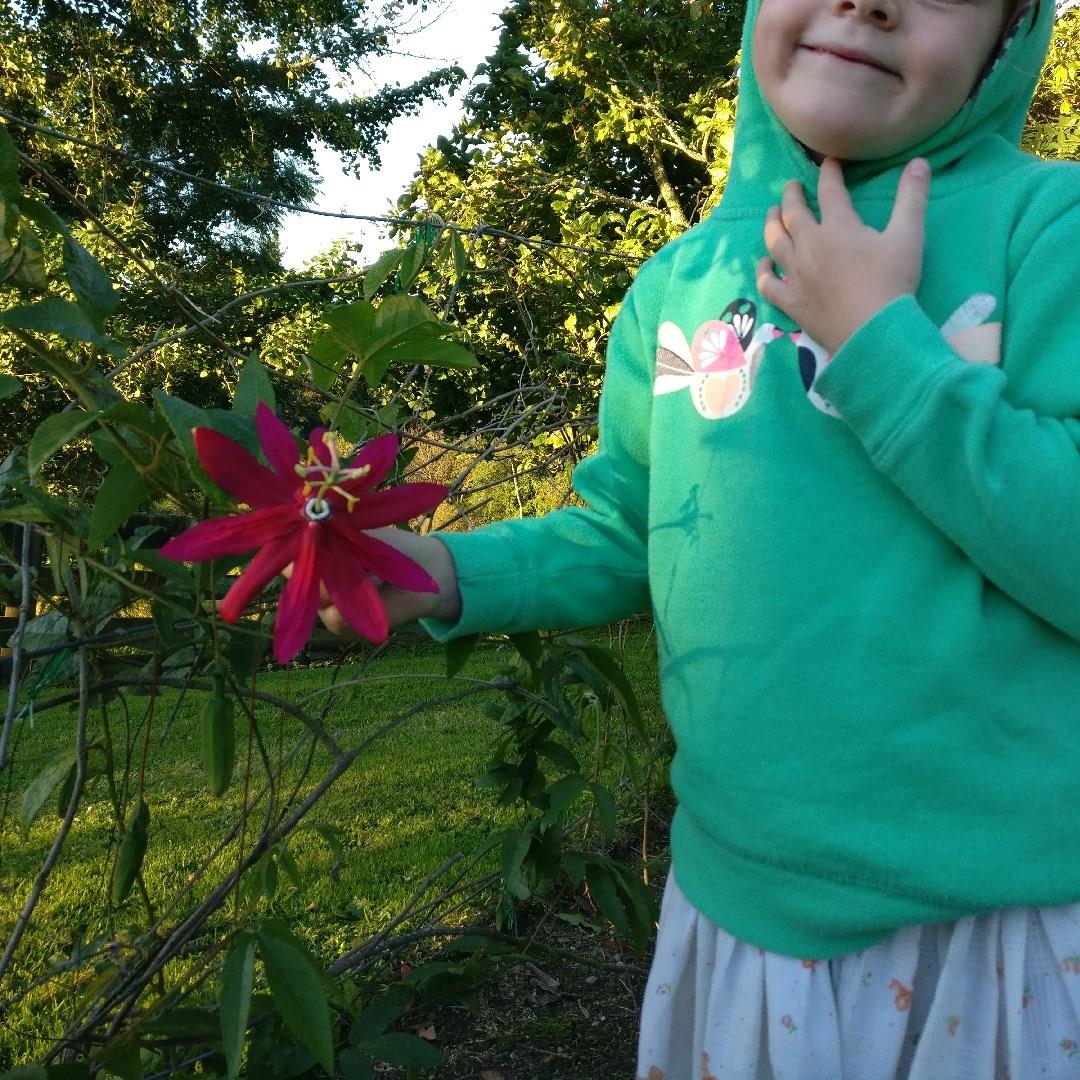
[{"left": 752, "top": 0, "right": 1006, "bottom": 161}]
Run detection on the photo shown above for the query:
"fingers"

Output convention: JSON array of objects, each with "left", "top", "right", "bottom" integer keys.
[
  {"left": 885, "top": 157, "right": 930, "bottom": 284},
  {"left": 780, "top": 179, "right": 814, "bottom": 235},
  {"left": 816, "top": 157, "right": 855, "bottom": 220},
  {"left": 755, "top": 254, "right": 785, "bottom": 307},
  {"left": 763, "top": 204, "right": 793, "bottom": 267}
]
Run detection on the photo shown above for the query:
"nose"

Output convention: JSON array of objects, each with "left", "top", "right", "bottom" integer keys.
[{"left": 831, "top": 0, "right": 897, "bottom": 29}]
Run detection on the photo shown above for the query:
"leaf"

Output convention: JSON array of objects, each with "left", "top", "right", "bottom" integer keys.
[
  {"left": 509, "top": 631, "right": 542, "bottom": 669},
  {"left": 359, "top": 1032, "right": 445, "bottom": 1069},
  {"left": 445, "top": 633, "right": 479, "bottom": 677},
  {"left": 10, "top": 225, "right": 45, "bottom": 291},
  {"left": 348, "top": 983, "right": 412, "bottom": 1044},
  {"left": 585, "top": 861, "right": 631, "bottom": 941},
  {"left": 0, "top": 1067, "right": 48, "bottom": 1079},
  {"left": 62, "top": 231, "right": 119, "bottom": 323},
  {"left": 20, "top": 749, "right": 79, "bottom": 838},
  {"left": 451, "top": 232, "right": 468, "bottom": 281},
  {"left": 338, "top": 1047, "right": 374, "bottom": 1080},
  {"left": 88, "top": 462, "right": 150, "bottom": 549},
  {"left": 362, "top": 247, "right": 403, "bottom": 300},
  {"left": 0, "top": 124, "right": 18, "bottom": 202},
  {"left": 589, "top": 781, "right": 617, "bottom": 843},
  {"left": 306, "top": 331, "right": 346, "bottom": 392},
  {"left": 541, "top": 774, "right": 587, "bottom": 831},
  {"left": 397, "top": 237, "right": 427, "bottom": 292},
  {"left": 500, "top": 829, "right": 533, "bottom": 900},
  {"left": 0, "top": 297, "right": 124, "bottom": 353},
  {"left": 220, "top": 932, "right": 256, "bottom": 1079},
  {"left": 95, "top": 1039, "right": 141, "bottom": 1080},
  {"left": 17, "top": 198, "right": 65, "bottom": 236},
  {"left": 234, "top": 355, "right": 276, "bottom": 417},
  {"left": 111, "top": 798, "right": 149, "bottom": 906},
  {"left": 28, "top": 409, "right": 99, "bottom": 477},
  {"left": 324, "top": 299, "right": 376, "bottom": 356},
  {"left": 568, "top": 641, "right": 646, "bottom": 741},
  {"left": 256, "top": 921, "right": 334, "bottom": 1074},
  {"left": 0, "top": 374, "right": 23, "bottom": 399}
]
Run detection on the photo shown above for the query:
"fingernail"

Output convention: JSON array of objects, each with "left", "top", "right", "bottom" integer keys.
[{"left": 909, "top": 158, "right": 930, "bottom": 179}]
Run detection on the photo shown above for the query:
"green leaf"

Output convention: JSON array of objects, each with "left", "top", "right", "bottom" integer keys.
[
  {"left": 0, "top": 374, "right": 23, "bottom": 399},
  {"left": 500, "top": 829, "right": 533, "bottom": 900},
  {"left": 362, "top": 247, "right": 403, "bottom": 300},
  {"left": 234, "top": 355, "right": 276, "bottom": 417},
  {"left": 324, "top": 299, "right": 376, "bottom": 355},
  {"left": 338, "top": 1047, "right": 374, "bottom": 1080},
  {"left": 585, "top": 861, "right": 631, "bottom": 940},
  {"left": 568, "top": 641, "right": 646, "bottom": 740},
  {"left": 62, "top": 231, "right": 119, "bottom": 323},
  {"left": 0, "top": 1067, "right": 48, "bottom": 1080},
  {"left": 509, "top": 631, "right": 542, "bottom": 669},
  {"left": 365, "top": 336, "right": 478, "bottom": 384},
  {"left": 306, "top": 330, "right": 346, "bottom": 392},
  {"left": 451, "top": 232, "right": 468, "bottom": 281},
  {"left": 0, "top": 297, "right": 124, "bottom": 353},
  {"left": 445, "top": 633, "right": 479, "bottom": 677},
  {"left": 348, "top": 984, "right": 412, "bottom": 1044},
  {"left": 17, "top": 198, "right": 65, "bottom": 236},
  {"left": 95, "top": 1039, "right": 141, "bottom": 1080},
  {"left": 10, "top": 225, "right": 46, "bottom": 291},
  {"left": 359, "top": 1032, "right": 445, "bottom": 1069},
  {"left": 397, "top": 237, "right": 427, "bottom": 292},
  {"left": 0, "top": 124, "right": 18, "bottom": 202},
  {"left": 540, "top": 774, "right": 587, "bottom": 831},
  {"left": 111, "top": 798, "right": 149, "bottom": 906},
  {"left": 256, "top": 921, "right": 334, "bottom": 1074},
  {"left": 28, "top": 409, "right": 99, "bottom": 477},
  {"left": 589, "top": 781, "right": 617, "bottom": 843},
  {"left": 535, "top": 739, "right": 580, "bottom": 773},
  {"left": 20, "top": 749, "right": 79, "bottom": 838},
  {"left": 88, "top": 462, "right": 150, "bottom": 549},
  {"left": 220, "top": 932, "right": 256, "bottom": 1079}
]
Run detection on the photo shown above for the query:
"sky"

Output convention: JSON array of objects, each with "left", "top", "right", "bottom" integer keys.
[{"left": 277, "top": 0, "right": 505, "bottom": 268}]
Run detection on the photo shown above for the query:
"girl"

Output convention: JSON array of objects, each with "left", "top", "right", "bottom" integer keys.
[{"left": 322, "top": 0, "right": 1080, "bottom": 1071}]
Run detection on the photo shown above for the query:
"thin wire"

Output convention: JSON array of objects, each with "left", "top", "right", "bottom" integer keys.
[{"left": 0, "top": 107, "right": 647, "bottom": 267}]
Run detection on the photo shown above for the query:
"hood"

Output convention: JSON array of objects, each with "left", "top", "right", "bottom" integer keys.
[{"left": 721, "top": 0, "right": 1055, "bottom": 207}]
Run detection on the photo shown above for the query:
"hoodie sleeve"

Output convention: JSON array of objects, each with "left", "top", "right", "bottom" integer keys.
[
  {"left": 813, "top": 195, "right": 1080, "bottom": 643},
  {"left": 421, "top": 280, "right": 655, "bottom": 641}
]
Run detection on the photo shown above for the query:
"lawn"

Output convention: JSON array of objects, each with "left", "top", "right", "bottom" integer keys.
[{"left": 0, "top": 619, "right": 666, "bottom": 1071}]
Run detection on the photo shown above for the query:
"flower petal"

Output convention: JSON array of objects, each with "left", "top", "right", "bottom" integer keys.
[
  {"left": 327, "top": 525, "right": 438, "bottom": 593},
  {"left": 308, "top": 426, "right": 332, "bottom": 466},
  {"left": 322, "top": 557, "right": 389, "bottom": 643},
  {"left": 273, "top": 525, "right": 322, "bottom": 664},
  {"left": 161, "top": 506, "right": 298, "bottom": 561},
  {"left": 194, "top": 428, "right": 293, "bottom": 507},
  {"left": 256, "top": 403, "right": 303, "bottom": 489},
  {"left": 339, "top": 433, "right": 400, "bottom": 493},
  {"left": 338, "top": 484, "right": 448, "bottom": 529},
  {"left": 218, "top": 536, "right": 298, "bottom": 622}
]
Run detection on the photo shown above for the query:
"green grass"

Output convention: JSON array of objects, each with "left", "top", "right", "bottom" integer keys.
[{"left": 0, "top": 622, "right": 664, "bottom": 1067}]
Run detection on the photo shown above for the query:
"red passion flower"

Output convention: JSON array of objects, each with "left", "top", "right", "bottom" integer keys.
[{"left": 161, "top": 403, "right": 447, "bottom": 663}]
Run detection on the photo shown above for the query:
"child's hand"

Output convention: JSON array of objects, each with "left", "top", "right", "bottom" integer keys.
[
  {"left": 285, "top": 529, "right": 462, "bottom": 636},
  {"left": 756, "top": 157, "right": 931, "bottom": 356}
]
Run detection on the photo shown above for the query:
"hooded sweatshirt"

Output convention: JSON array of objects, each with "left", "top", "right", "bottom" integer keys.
[{"left": 425, "top": 0, "right": 1080, "bottom": 957}]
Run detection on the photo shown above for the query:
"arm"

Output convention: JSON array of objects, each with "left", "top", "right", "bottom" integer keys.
[
  {"left": 422, "top": 283, "right": 656, "bottom": 639},
  {"left": 812, "top": 196, "right": 1080, "bottom": 642},
  {"left": 317, "top": 279, "right": 657, "bottom": 640}
]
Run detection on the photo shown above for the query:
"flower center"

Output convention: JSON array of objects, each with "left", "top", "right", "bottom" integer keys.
[
  {"left": 303, "top": 496, "right": 332, "bottom": 522},
  {"left": 294, "top": 432, "right": 372, "bottom": 513}
]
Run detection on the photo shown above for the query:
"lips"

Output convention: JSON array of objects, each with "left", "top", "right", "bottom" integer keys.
[{"left": 800, "top": 43, "right": 899, "bottom": 76}]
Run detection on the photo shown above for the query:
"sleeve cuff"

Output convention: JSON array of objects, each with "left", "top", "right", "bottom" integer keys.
[
  {"left": 814, "top": 294, "right": 962, "bottom": 466},
  {"left": 418, "top": 523, "right": 533, "bottom": 641}
]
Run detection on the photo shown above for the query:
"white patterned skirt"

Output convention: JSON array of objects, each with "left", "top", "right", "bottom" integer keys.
[{"left": 636, "top": 872, "right": 1080, "bottom": 1080}]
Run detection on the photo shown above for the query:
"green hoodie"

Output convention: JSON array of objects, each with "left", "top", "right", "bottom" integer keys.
[{"left": 427, "top": 0, "right": 1080, "bottom": 957}]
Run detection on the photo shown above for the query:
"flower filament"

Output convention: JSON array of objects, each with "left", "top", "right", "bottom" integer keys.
[{"left": 294, "top": 433, "right": 372, "bottom": 516}]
